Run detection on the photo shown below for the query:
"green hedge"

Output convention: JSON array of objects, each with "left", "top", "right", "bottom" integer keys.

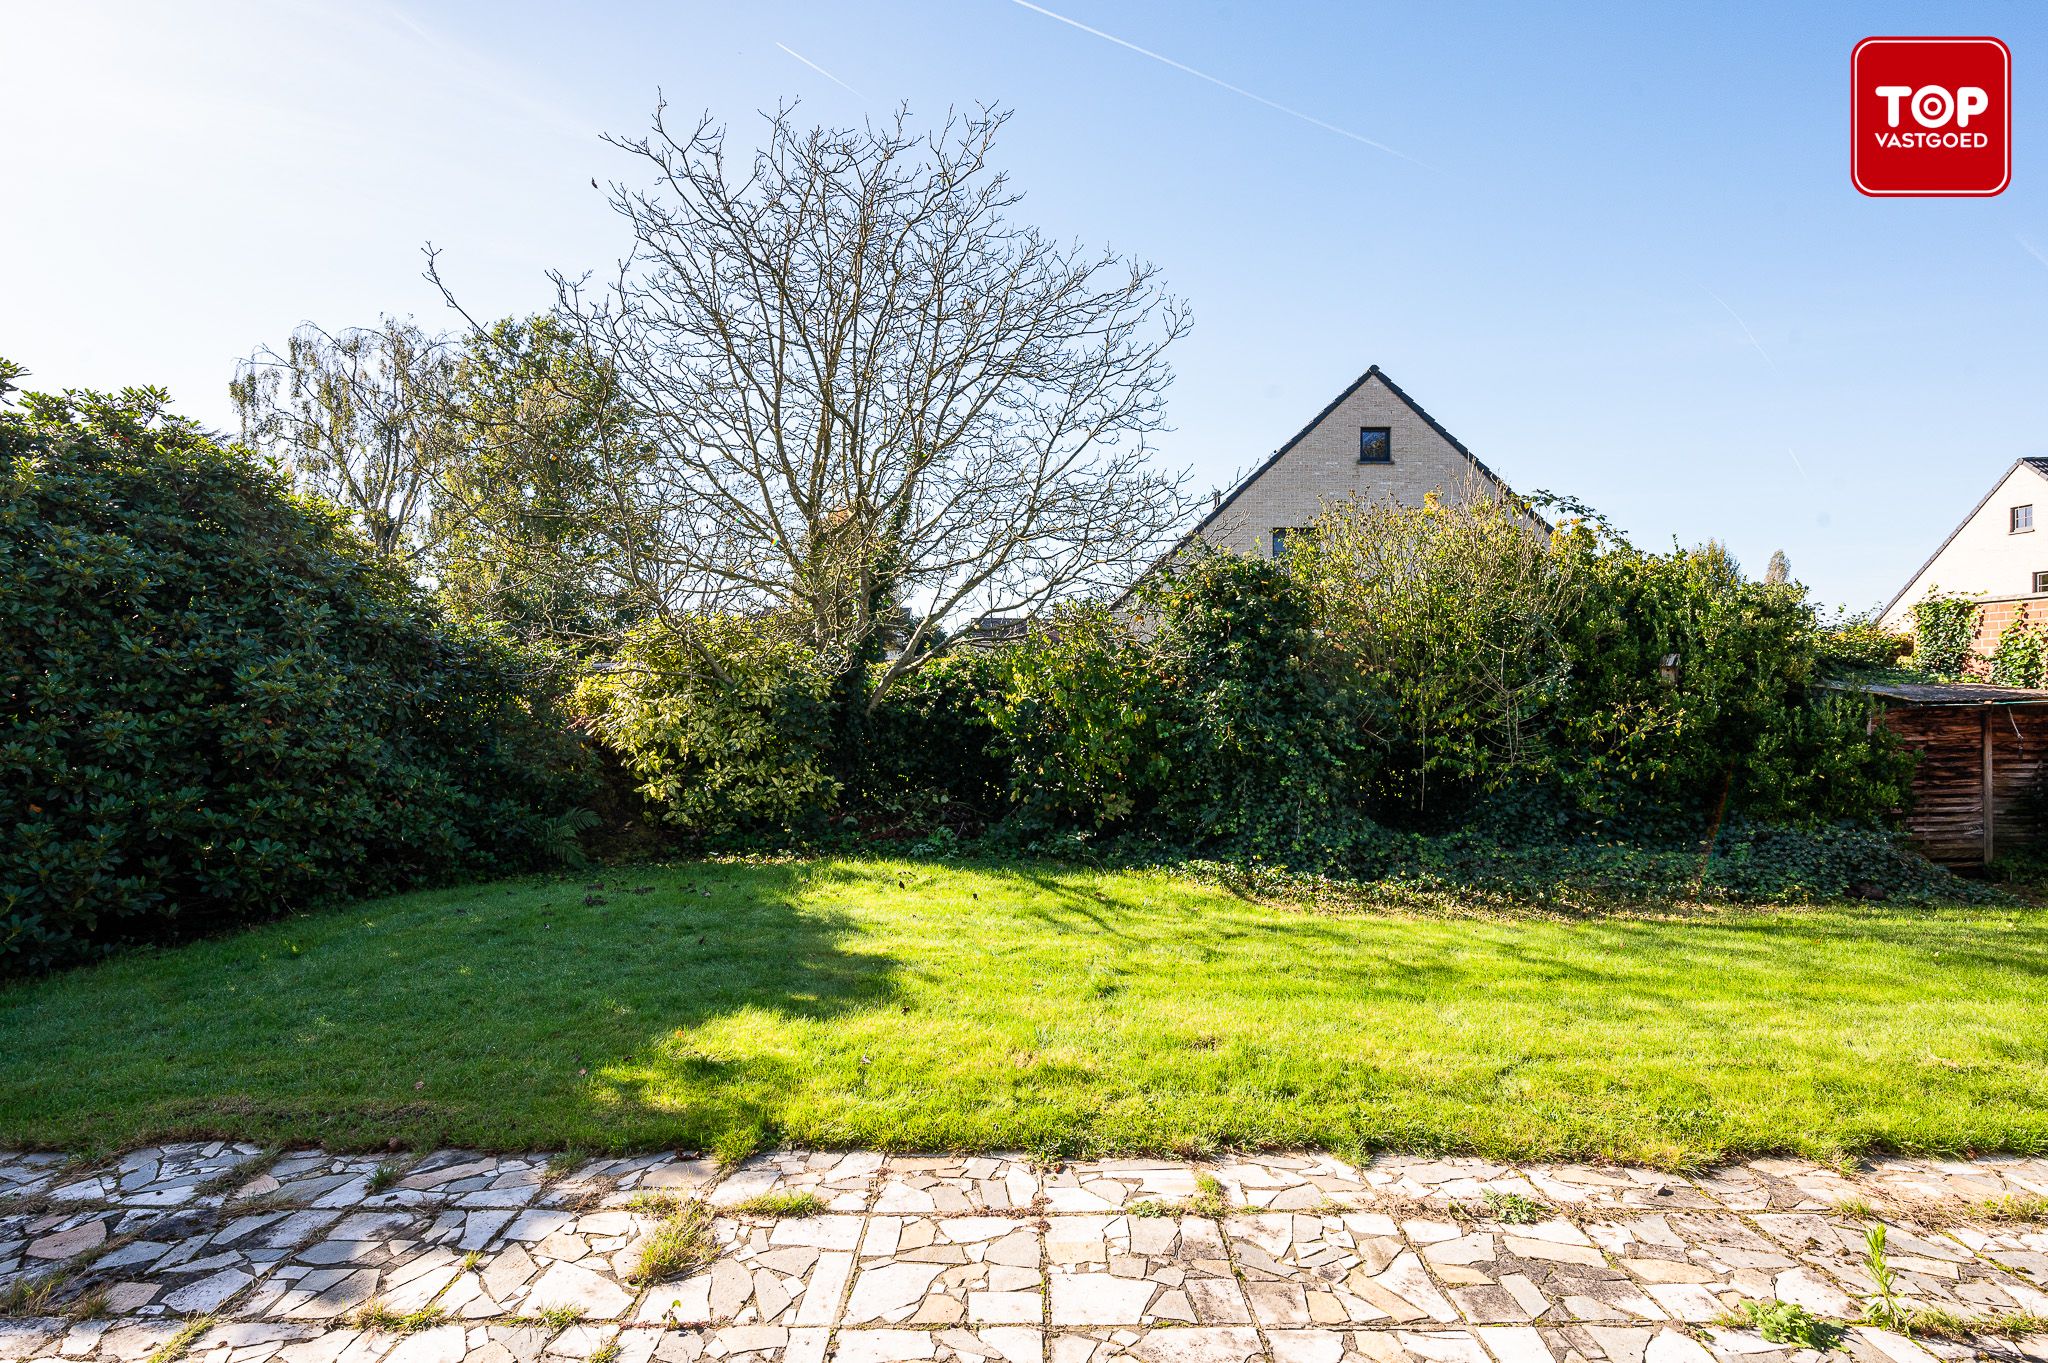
[{"left": 1, "top": 379, "right": 593, "bottom": 972}]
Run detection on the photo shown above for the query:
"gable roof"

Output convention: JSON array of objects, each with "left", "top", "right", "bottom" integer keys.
[
  {"left": 1880, "top": 458, "right": 2048, "bottom": 620},
  {"left": 1141, "top": 365, "right": 1528, "bottom": 574}
]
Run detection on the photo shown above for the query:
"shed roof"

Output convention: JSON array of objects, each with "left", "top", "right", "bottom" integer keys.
[{"left": 1828, "top": 680, "right": 2048, "bottom": 706}]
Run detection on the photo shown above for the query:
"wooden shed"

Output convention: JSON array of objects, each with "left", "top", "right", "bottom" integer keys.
[{"left": 1850, "top": 681, "right": 2048, "bottom": 865}]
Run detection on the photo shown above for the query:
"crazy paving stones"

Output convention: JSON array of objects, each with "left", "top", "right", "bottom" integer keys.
[
  {"left": 1204, "top": 1155, "right": 1372, "bottom": 1212},
  {"left": 637, "top": 1215, "right": 861, "bottom": 1328},
  {"left": 1048, "top": 1326, "right": 1266, "bottom": 1363},
  {"left": 42, "top": 1144, "right": 264, "bottom": 1209},
  {"left": 832, "top": 1327, "right": 1041, "bottom": 1363},
  {"left": 711, "top": 1154, "right": 883, "bottom": 1215},
  {"left": 1042, "top": 1162, "right": 1201, "bottom": 1215},
  {"left": 844, "top": 1217, "right": 1041, "bottom": 1326},
  {"left": 1411, "top": 1215, "right": 1625, "bottom": 1327},
  {"left": 6, "top": 1144, "right": 2048, "bottom": 1361},
  {"left": 1047, "top": 1214, "right": 1246, "bottom": 1327},
  {"left": 872, "top": 1158, "right": 1041, "bottom": 1216},
  {"left": 1229, "top": 1211, "right": 1455, "bottom": 1327}
]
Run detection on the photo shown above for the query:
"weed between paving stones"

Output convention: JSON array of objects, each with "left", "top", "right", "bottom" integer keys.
[
  {"left": 144, "top": 1315, "right": 215, "bottom": 1363},
  {"left": 1128, "top": 1172, "right": 1231, "bottom": 1217},
  {"left": 726, "top": 1189, "right": 826, "bottom": 1217},
  {"left": 1721, "top": 1298, "right": 1846, "bottom": 1350},
  {"left": 352, "top": 1300, "right": 453, "bottom": 1334},
  {"left": 626, "top": 1193, "right": 717, "bottom": 1283},
  {"left": 1978, "top": 1193, "right": 2048, "bottom": 1223},
  {"left": 511, "top": 1306, "right": 586, "bottom": 1332}
]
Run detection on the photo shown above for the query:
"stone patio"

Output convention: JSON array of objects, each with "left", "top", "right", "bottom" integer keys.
[{"left": 2, "top": 1149, "right": 2046, "bottom": 1363}]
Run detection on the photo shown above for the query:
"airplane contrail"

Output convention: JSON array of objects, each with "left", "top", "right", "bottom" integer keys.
[
  {"left": 1007, "top": 0, "right": 1427, "bottom": 168},
  {"left": 1701, "top": 284, "right": 1809, "bottom": 482},
  {"left": 775, "top": 42, "right": 864, "bottom": 99}
]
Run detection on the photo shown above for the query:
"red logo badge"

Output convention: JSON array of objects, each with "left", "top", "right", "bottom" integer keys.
[{"left": 1853, "top": 37, "right": 2010, "bottom": 197}]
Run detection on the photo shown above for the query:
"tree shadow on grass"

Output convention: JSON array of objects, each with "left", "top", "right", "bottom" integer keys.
[{"left": 0, "top": 860, "right": 902, "bottom": 1153}]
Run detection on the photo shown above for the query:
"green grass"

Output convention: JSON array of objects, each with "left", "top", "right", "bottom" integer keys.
[
  {"left": 728, "top": 1190, "right": 828, "bottom": 1218},
  {"left": 628, "top": 1197, "right": 716, "bottom": 1284},
  {"left": 3, "top": 859, "right": 2048, "bottom": 1166}
]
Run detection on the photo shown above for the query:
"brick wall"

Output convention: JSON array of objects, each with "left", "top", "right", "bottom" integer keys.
[{"left": 1968, "top": 595, "right": 2048, "bottom": 667}]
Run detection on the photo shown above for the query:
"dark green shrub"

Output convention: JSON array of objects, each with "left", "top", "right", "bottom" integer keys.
[
  {"left": 0, "top": 377, "right": 593, "bottom": 972},
  {"left": 983, "top": 605, "right": 1170, "bottom": 830},
  {"left": 849, "top": 651, "right": 1011, "bottom": 833},
  {"left": 1143, "top": 552, "right": 1379, "bottom": 863},
  {"left": 575, "top": 614, "right": 838, "bottom": 834}
]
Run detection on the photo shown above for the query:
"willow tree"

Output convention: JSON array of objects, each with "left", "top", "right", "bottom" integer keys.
[{"left": 433, "top": 102, "right": 1192, "bottom": 710}]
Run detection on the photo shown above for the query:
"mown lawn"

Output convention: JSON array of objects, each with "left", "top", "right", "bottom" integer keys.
[{"left": 3, "top": 859, "right": 2046, "bottom": 1167}]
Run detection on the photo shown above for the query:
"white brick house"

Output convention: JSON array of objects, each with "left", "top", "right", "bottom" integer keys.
[
  {"left": 1173, "top": 365, "right": 1529, "bottom": 561},
  {"left": 1881, "top": 458, "right": 2048, "bottom": 650}
]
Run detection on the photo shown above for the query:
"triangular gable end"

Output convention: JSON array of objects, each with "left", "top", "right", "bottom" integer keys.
[{"left": 1880, "top": 459, "right": 2048, "bottom": 623}]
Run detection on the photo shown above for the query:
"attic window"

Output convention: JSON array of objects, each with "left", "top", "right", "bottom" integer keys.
[
  {"left": 2014, "top": 505, "right": 2035, "bottom": 533},
  {"left": 1271, "top": 527, "right": 1304, "bottom": 558},
  {"left": 1359, "top": 427, "right": 1392, "bottom": 463}
]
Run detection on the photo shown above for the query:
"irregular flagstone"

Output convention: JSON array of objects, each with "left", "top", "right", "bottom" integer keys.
[
  {"left": 1409, "top": 1214, "right": 1635, "bottom": 1327},
  {"left": 1042, "top": 1163, "right": 1200, "bottom": 1215},
  {"left": 1860, "top": 1157, "right": 2048, "bottom": 1211},
  {"left": 637, "top": 1216, "right": 861, "bottom": 1328},
  {"left": 542, "top": 1154, "right": 722, "bottom": 1210},
  {"left": 0, "top": 1318, "right": 63, "bottom": 1363},
  {"left": 6, "top": 1144, "right": 2048, "bottom": 1357},
  {"left": 710, "top": 1154, "right": 881, "bottom": 1214},
  {"left": 1586, "top": 1212, "right": 1795, "bottom": 1321},
  {"left": 1946, "top": 1219, "right": 2048, "bottom": 1289},
  {"left": 3, "top": 1207, "right": 163, "bottom": 1294},
  {"left": 478, "top": 1206, "right": 650, "bottom": 1320},
  {"left": 872, "top": 1158, "right": 1041, "bottom": 1216},
  {"left": 1749, "top": 1212, "right": 2047, "bottom": 1319},
  {"left": 1361, "top": 1159, "right": 1544, "bottom": 1207},
  {"left": 651, "top": 1325, "right": 831, "bottom": 1363},
  {"left": 238, "top": 1155, "right": 391, "bottom": 1211},
  {"left": 0, "top": 1154, "right": 69, "bottom": 1205},
  {"left": 1048, "top": 1326, "right": 1266, "bottom": 1363},
  {"left": 42, "top": 1144, "right": 264, "bottom": 1210},
  {"left": 830, "top": 1327, "right": 1041, "bottom": 1363},
  {"left": 1517, "top": 1167, "right": 1718, "bottom": 1215},
  {"left": 388, "top": 1153, "right": 553, "bottom": 1211},
  {"left": 1046, "top": 1213, "right": 1245, "bottom": 1327},
  {"left": 1204, "top": 1155, "right": 1371, "bottom": 1212},
  {"left": 1231, "top": 1211, "right": 1452, "bottom": 1327},
  {"left": 1267, "top": 1327, "right": 1498, "bottom": 1363},
  {"left": 1688, "top": 1162, "right": 1862, "bottom": 1216},
  {"left": 844, "top": 1216, "right": 1042, "bottom": 1326}
]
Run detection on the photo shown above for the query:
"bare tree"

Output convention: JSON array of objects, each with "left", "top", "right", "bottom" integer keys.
[
  {"left": 432, "top": 102, "right": 1193, "bottom": 707},
  {"left": 1765, "top": 549, "right": 1791, "bottom": 585},
  {"left": 230, "top": 318, "right": 455, "bottom": 562}
]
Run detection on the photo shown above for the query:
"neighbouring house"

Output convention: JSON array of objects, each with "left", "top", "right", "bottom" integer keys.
[
  {"left": 1157, "top": 365, "right": 1533, "bottom": 564},
  {"left": 1881, "top": 458, "right": 2048, "bottom": 662},
  {"left": 1839, "top": 680, "right": 2048, "bottom": 866}
]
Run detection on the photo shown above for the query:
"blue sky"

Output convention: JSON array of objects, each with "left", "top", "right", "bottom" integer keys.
[{"left": 5, "top": 0, "right": 2045, "bottom": 611}]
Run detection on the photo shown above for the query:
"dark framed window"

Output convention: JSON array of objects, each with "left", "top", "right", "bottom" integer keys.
[
  {"left": 2033, "top": 571, "right": 2048, "bottom": 593},
  {"left": 1271, "top": 527, "right": 1304, "bottom": 559},
  {"left": 1359, "top": 426, "right": 1392, "bottom": 463},
  {"left": 2015, "top": 504, "right": 2035, "bottom": 532}
]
